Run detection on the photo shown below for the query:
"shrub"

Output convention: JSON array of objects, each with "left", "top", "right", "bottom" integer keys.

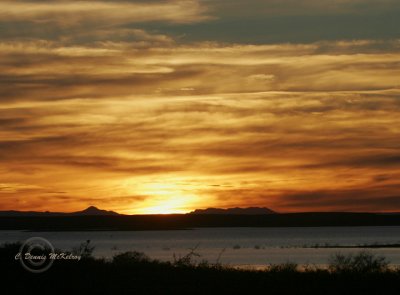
[
  {"left": 71, "top": 240, "right": 95, "bottom": 259},
  {"left": 173, "top": 244, "right": 201, "bottom": 267},
  {"left": 0, "top": 242, "right": 22, "bottom": 264},
  {"left": 113, "top": 251, "right": 150, "bottom": 265},
  {"left": 328, "top": 251, "right": 389, "bottom": 273},
  {"left": 269, "top": 262, "right": 298, "bottom": 272}
]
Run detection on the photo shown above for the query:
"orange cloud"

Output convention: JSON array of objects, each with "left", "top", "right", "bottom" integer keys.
[
  {"left": 0, "top": 37, "right": 400, "bottom": 213},
  {"left": 0, "top": 1, "right": 210, "bottom": 25}
]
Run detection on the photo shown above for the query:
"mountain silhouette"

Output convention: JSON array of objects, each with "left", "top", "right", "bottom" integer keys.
[
  {"left": 71, "top": 206, "right": 119, "bottom": 216},
  {"left": 0, "top": 206, "right": 119, "bottom": 216}
]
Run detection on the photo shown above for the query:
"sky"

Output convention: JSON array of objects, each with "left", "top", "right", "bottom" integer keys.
[{"left": 0, "top": 0, "right": 400, "bottom": 214}]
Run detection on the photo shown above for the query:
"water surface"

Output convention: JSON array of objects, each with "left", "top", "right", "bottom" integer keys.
[{"left": 2, "top": 226, "right": 400, "bottom": 266}]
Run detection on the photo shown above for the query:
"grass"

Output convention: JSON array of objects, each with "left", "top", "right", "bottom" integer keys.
[{"left": 1, "top": 241, "right": 400, "bottom": 294}]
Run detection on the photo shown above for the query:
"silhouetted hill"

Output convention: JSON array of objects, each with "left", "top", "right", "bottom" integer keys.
[
  {"left": 1, "top": 212, "right": 400, "bottom": 231},
  {"left": 70, "top": 206, "right": 119, "bottom": 216},
  {"left": 0, "top": 206, "right": 119, "bottom": 217},
  {"left": 189, "top": 207, "right": 276, "bottom": 215}
]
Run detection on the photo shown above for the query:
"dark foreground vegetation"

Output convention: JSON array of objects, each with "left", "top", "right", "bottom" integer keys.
[
  {"left": 1, "top": 242, "right": 400, "bottom": 295},
  {"left": 1, "top": 212, "right": 400, "bottom": 231}
]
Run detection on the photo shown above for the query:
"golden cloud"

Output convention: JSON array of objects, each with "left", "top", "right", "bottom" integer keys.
[
  {"left": 0, "top": 0, "right": 210, "bottom": 25},
  {"left": 0, "top": 38, "right": 399, "bottom": 213}
]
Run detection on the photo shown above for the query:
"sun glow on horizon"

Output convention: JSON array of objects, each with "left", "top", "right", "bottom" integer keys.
[
  {"left": 128, "top": 181, "right": 209, "bottom": 214},
  {"left": 134, "top": 201, "right": 190, "bottom": 215}
]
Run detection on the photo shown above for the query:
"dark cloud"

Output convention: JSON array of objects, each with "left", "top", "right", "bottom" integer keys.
[
  {"left": 276, "top": 184, "right": 400, "bottom": 212},
  {"left": 142, "top": 1, "right": 400, "bottom": 43},
  {"left": 373, "top": 174, "right": 393, "bottom": 182}
]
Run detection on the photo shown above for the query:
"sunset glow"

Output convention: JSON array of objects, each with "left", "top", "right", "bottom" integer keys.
[
  {"left": 128, "top": 181, "right": 207, "bottom": 214},
  {"left": 1, "top": 0, "right": 400, "bottom": 214}
]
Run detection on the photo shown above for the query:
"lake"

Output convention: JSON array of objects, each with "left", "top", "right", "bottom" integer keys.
[{"left": 2, "top": 226, "right": 400, "bottom": 267}]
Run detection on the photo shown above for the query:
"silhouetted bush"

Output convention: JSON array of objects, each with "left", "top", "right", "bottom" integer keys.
[
  {"left": 328, "top": 251, "right": 389, "bottom": 273},
  {"left": 71, "top": 239, "right": 95, "bottom": 259},
  {"left": 268, "top": 262, "right": 298, "bottom": 272},
  {"left": 173, "top": 245, "right": 201, "bottom": 267},
  {"left": 2, "top": 242, "right": 400, "bottom": 295},
  {"left": 113, "top": 251, "right": 150, "bottom": 265},
  {"left": 0, "top": 242, "right": 22, "bottom": 265}
]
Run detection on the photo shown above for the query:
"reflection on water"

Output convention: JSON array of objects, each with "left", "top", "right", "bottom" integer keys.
[{"left": 1, "top": 226, "right": 400, "bottom": 266}]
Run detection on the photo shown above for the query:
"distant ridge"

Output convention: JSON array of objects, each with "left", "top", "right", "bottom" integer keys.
[
  {"left": 70, "top": 206, "right": 119, "bottom": 216},
  {"left": 3, "top": 212, "right": 400, "bottom": 231},
  {"left": 189, "top": 207, "right": 276, "bottom": 215},
  {"left": 0, "top": 206, "right": 119, "bottom": 217}
]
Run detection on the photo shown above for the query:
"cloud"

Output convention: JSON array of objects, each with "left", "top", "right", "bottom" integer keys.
[
  {"left": 207, "top": 0, "right": 400, "bottom": 15},
  {"left": 0, "top": 1, "right": 210, "bottom": 25},
  {"left": 0, "top": 1, "right": 399, "bottom": 213},
  {"left": 0, "top": 0, "right": 210, "bottom": 45},
  {"left": 274, "top": 184, "right": 400, "bottom": 212},
  {"left": 1, "top": 40, "right": 400, "bottom": 103},
  {"left": 2, "top": 1, "right": 399, "bottom": 44},
  {"left": 1, "top": 83, "right": 400, "bottom": 212}
]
